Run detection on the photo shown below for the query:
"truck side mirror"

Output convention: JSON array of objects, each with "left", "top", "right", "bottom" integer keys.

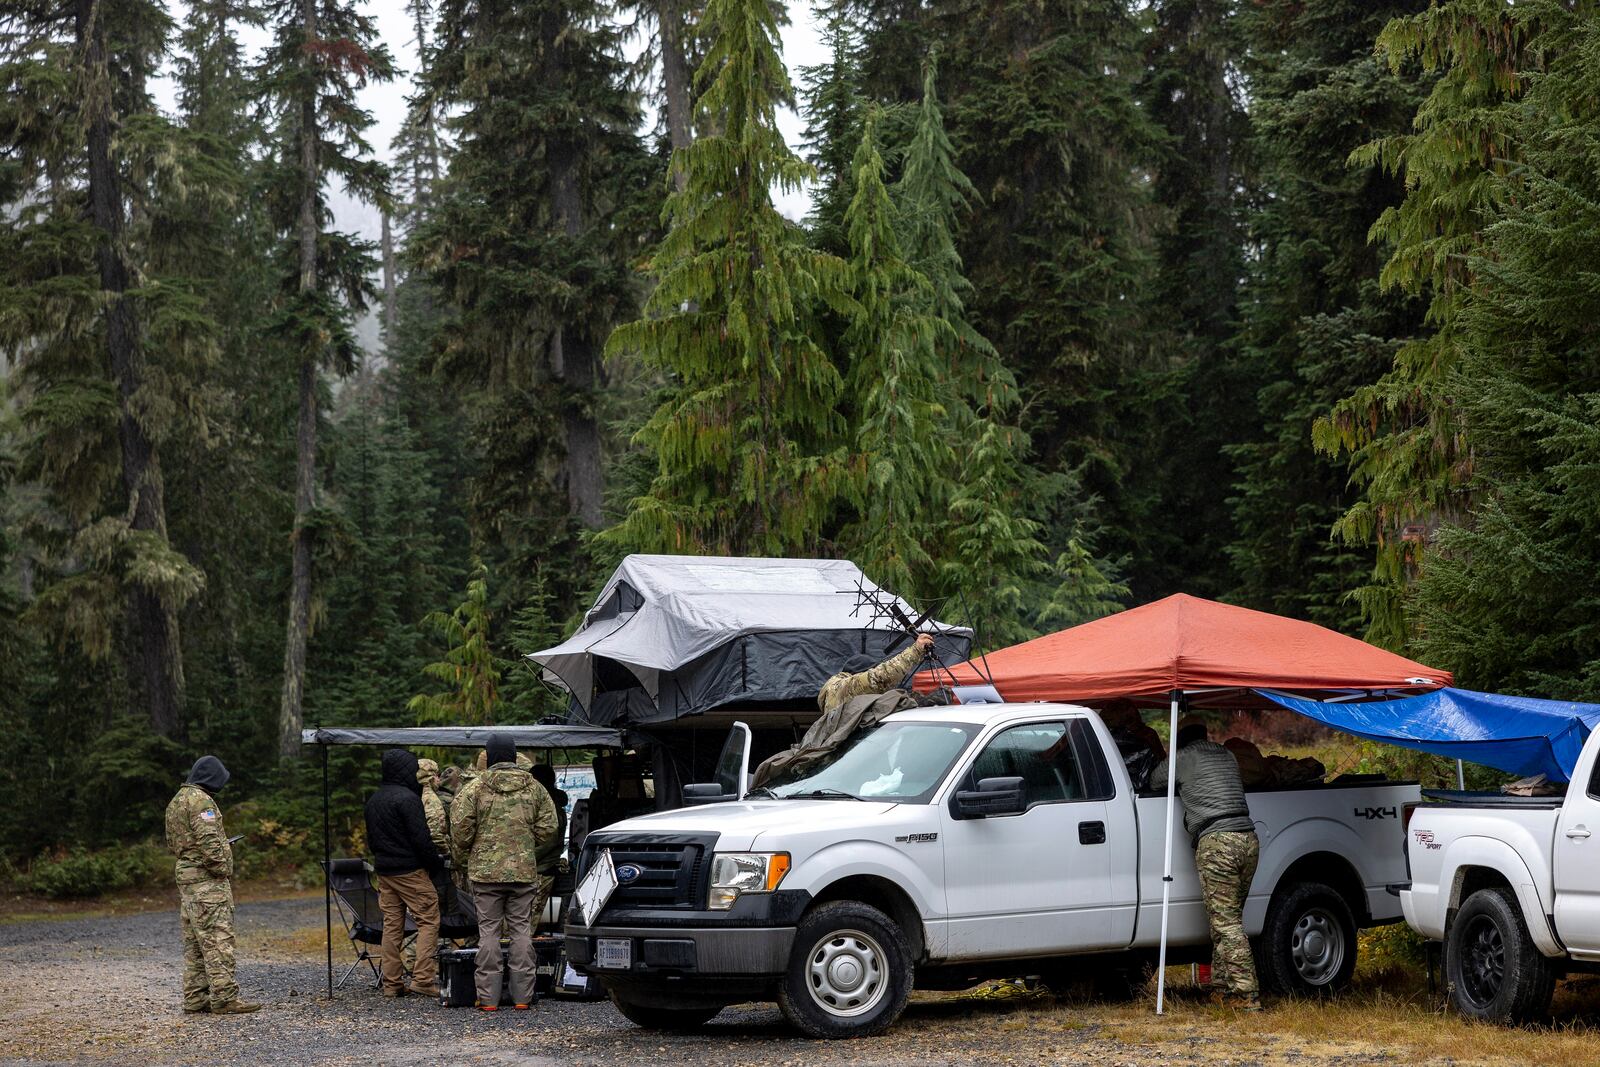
[
  {"left": 683, "top": 782, "right": 736, "bottom": 806},
  {"left": 954, "top": 776, "right": 1026, "bottom": 818}
]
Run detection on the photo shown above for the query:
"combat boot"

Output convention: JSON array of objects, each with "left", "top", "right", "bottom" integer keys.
[
  {"left": 1225, "top": 992, "right": 1262, "bottom": 1012},
  {"left": 212, "top": 1000, "right": 263, "bottom": 1014},
  {"left": 182, "top": 1003, "right": 210, "bottom": 1014}
]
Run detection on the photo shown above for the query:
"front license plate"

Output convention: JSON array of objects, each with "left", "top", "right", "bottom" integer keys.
[{"left": 596, "top": 937, "right": 632, "bottom": 970}]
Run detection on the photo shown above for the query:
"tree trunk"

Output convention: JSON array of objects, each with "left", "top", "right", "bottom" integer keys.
[
  {"left": 81, "top": 0, "right": 186, "bottom": 739},
  {"left": 381, "top": 211, "right": 397, "bottom": 337},
  {"left": 279, "top": 0, "right": 320, "bottom": 760},
  {"left": 659, "top": 0, "right": 693, "bottom": 192}
]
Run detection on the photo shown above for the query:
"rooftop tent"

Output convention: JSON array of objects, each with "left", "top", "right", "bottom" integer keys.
[
  {"left": 531, "top": 555, "right": 973, "bottom": 727},
  {"left": 926, "top": 593, "right": 1452, "bottom": 705},
  {"left": 1258, "top": 688, "right": 1600, "bottom": 783}
]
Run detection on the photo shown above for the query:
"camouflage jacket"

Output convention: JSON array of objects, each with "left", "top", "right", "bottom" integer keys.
[
  {"left": 449, "top": 764, "right": 557, "bottom": 884},
  {"left": 817, "top": 644, "right": 925, "bottom": 714},
  {"left": 164, "top": 785, "right": 232, "bottom": 885},
  {"left": 421, "top": 787, "right": 449, "bottom": 853}
]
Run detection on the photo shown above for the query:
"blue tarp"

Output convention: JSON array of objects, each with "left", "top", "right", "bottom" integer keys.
[{"left": 1257, "top": 687, "right": 1600, "bottom": 782}]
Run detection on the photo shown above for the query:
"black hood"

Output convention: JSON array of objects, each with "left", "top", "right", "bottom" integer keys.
[
  {"left": 485, "top": 733, "right": 515, "bottom": 768},
  {"left": 381, "top": 749, "right": 422, "bottom": 793},
  {"left": 186, "top": 755, "right": 230, "bottom": 791}
]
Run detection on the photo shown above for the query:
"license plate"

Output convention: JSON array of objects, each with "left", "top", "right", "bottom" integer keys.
[{"left": 596, "top": 937, "right": 632, "bottom": 970}]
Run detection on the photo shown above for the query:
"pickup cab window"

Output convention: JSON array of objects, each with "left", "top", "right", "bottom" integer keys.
[
  {"left": 761, "top": 721, "right": 980, "bottom": 802},
  {"left": 959, "top": 722, "right": 1086, "bottom": 807}
]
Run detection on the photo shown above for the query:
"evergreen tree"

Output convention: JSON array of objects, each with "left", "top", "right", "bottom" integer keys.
[
  {"left": 892, "top": 61, "right": 1052, "bottom": 646},
  {"left": 410, "top": 563, "right": 503, "bottom": 725},
  {"left": 500, "top": 573, "right": 567, "bottom": 722},
  {"left": 838, "top": 111, "right": 950, "bottom": 594},
  {"left": 0, "top": 0, "right": 222, "bottom": 738},
  {"left": 800, "top": 1, "right": 863, "bottom": 257},
  {"left": 1225, "top": 0, "right": 1430, "bottom": 631},
  {"left": 258, "top": 0, "right": 392, "bottom": 757},
  {"left": 606, "top": 0, "right": 853, "bottom": 556},
  {"left": 1408, "top": 1, "right": 1600, "bottom": 698},
  {"left": 1315, "top": 0, "right": 1535, "bottom": 644}
]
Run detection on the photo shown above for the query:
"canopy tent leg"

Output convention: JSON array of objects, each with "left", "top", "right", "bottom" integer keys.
[
  {"left": 323, "top": 739, "right": 333, "bottom": 1001},
  {"left": 1155, "top": 690, "right": 1181, "bottom": 1014},
  {"left": 1457, "top": 759, "right": 1466, "bottom": 791}
]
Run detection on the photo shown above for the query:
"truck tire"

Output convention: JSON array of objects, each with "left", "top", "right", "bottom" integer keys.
[
  {"left": 1257, "top": 881, "right": 1357, "bottom": 996},
  {"left": 1445, "top": 886, "right": 1557, "bottom": 1024},
  {"left": 777, "top": 900, "right": 913, "bottom": 1039},
  {"left": 609, "top": 993, "right": 724, "bottom": 1031}
]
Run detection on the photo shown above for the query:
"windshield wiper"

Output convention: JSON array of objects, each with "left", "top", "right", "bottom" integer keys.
[
  {"left": 744, "top": 786, "right": 776, "bottom": 799},
  {"left": 789, "top": 787, "right": 862, "bottom": 801}
]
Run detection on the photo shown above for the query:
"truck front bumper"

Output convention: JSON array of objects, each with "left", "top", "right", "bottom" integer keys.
[{"left": 564, "top": 888, "right": 810, "bottom": 979}]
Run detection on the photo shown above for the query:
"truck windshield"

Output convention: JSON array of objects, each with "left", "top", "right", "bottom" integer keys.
[{"left": 763, "top": 721, "right": 980, "bottom": 803}]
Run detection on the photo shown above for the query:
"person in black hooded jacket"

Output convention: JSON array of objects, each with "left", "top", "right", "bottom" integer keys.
[{"left": 364, "top": 749, "right": 445, "bottom": 997}]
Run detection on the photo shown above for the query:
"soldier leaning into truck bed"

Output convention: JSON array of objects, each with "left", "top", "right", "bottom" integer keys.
[
  {"left": 817, "top": 633, "right": 936, "bottom": 713},
  {"left": 1150, "top": 715, "right": 1262, "bottom": 1011}
]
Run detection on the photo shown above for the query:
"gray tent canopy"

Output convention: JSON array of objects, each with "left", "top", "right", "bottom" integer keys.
[
  {"left": 300, "top": 725, "right": 622, "bottom": 748},
  {"left": 530, "top": 555, "right": 974, "bottom": 727}
]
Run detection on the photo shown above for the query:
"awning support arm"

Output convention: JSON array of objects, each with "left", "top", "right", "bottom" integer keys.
[{"left": 1156, "top": 689, "right": 1182, "bottom": 1015}]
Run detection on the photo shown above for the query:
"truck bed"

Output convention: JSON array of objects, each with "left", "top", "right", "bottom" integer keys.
[{"left": 1419, "top": 788, "right": 1565, "bottom": 809}]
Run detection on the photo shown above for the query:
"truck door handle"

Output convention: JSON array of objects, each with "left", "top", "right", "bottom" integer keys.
[
  {"left": 1567, "top": 826, "right": 1591, "bottom": 840},
  {"left": 1078, "top": 821, "right": 1106, "bottom": 845}
]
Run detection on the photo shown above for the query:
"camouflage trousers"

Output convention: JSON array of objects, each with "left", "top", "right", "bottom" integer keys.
[
  {"left": 1195, "top": 830, "right": 1260, "bottom": 995},
  {"left": 179, "top": 878, "right": 238, "bottom": 1009}
]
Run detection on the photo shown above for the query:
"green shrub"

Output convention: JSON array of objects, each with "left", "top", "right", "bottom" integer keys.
[{"left": 24, "top": 842, "right": 169, "bottom": 898}]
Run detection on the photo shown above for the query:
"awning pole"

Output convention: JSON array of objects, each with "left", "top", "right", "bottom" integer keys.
[
  {"left": 1457, "top": 759, "right": 1466, "bottom": 791},
  {"left": 323, "top": 737, "right": 333, "bottom": 1000},
  {"left": 1155, "top": 689, "right": 1180, "bottom": 1015}
]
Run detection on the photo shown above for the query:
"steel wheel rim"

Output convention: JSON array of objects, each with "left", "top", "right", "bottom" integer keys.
[
  {"left": 806, "top": 928, "right": 888, "bottom": 1018},
  {"left": 1458, "top": 914, "right": 1505, "bottom": 1009},
  {"left": 1289, "top": 906, "right": 1346, "bottom": 986}
]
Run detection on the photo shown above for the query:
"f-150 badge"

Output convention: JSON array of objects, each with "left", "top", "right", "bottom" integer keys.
[{"left": 896, "top": 832, "right": 938, "bottom": 844}]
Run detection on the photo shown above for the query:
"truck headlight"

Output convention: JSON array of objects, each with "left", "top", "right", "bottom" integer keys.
[{"left": 707, "top": 852, "right": 790, "bottom": 910}]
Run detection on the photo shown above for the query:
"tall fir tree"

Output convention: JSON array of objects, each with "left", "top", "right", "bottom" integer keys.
[
  {"left": 415, "top": 0, "right": 651, "bottom": 627},
  {"left": 1407, "top": 1, "right": 1600, "bottom": 698},
  {"left": 800, "top": 1, "right": 863, "bottom": 257},
  {"left": 1225, "top": 0, "right": 1431, "bottom": 631},
  {"left": 258, "top": 0, "right": 392, "bottom": 757},
  {"left": 0, "top": 0, "right": 221, "bottom": 739},
  {"left": 606, "top": 0, "right": 854, "bottom": 556},
  {"left": 1315, "top": 0, "right": 1536, "bottom": 645}
]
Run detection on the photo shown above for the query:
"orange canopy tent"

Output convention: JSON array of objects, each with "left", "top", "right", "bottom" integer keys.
[
  {"left": 920, "top": 592, "right": 1451, "bottom": 1015},
  {"left": 924, "top": 593, "right": 1452, "bottom": 705}
]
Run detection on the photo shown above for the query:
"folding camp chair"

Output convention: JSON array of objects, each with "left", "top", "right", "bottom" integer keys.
[{"left": 324, "top": 858, "right": 416, "bottom": 990}]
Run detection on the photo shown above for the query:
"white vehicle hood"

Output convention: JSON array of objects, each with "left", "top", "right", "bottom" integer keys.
[{"left": 586, "top": 799, "right": 900, "bottom": 853}]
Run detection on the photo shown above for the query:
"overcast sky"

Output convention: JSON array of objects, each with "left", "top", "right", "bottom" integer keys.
[{"left": 195, "top": 1, "right": 828, "bottom": 243}]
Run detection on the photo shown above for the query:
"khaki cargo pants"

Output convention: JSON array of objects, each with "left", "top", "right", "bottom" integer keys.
[
  {"left": 378, "top": 868, "right": 440, "bottom": 993},
  {"left": 180, "top": 878, "right": 239, "bottom": 1010},
  {"left": 1195, "top": 829, "right": 1260, "bottom": 995}
]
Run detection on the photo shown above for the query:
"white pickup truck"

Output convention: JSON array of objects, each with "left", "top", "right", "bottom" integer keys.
[
  {"left": 1399, "top": 727, "right": 1600, "bottom": 1022},
  {"left": 565, "top": 702, "right": 1419, "bottom": 1038}
]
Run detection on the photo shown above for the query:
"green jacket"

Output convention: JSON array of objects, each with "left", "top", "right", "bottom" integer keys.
[
  {"left": 450, "top": 764, "right": 557, "bottom": 884},
  {"left": 164, "top": 785, "right": 233, "bottom": 885}
]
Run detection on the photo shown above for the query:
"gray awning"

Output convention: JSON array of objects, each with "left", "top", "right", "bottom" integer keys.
[{"left": 300, "top": 725, "right": 624, "bottom": 748}]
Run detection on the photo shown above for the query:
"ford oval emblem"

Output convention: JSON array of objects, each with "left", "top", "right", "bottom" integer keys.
[{"left": 615, "top": 863, "right": 642, "bottom": 885}]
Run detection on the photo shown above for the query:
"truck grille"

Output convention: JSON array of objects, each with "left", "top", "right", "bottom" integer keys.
[{"left": 579, "top": 834, "right": 715, "bottom": 913}]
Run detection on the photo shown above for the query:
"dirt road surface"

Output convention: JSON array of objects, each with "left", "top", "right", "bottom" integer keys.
[{"left": 0, "top": 896, "right": 1591, "bottom": 1066}]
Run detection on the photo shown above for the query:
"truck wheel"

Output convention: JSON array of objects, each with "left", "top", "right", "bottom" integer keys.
[
  {"left": 1258, "top": 881, "right": 1357, "bottom": 996},
  {"left": 609, "top": 994, "right": 723, "bottom": 1031},
  {"left": 1446, "top": 887, "right": 1557, "bottom": 1024},
  {"left": 777, "top": 900, "right": 913, "bottom": 1039}
]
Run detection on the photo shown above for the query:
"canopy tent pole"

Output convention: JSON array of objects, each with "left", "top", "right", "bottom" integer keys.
[
  {"left": 1155, "top": 689, "right": 1181, "bottom": 1014},
  {"left": 322, "top": 737, "right": 333, "bottom": 1000},
  {"left": 1457, "top": 759, "right": 1466, "bottom": 791}
]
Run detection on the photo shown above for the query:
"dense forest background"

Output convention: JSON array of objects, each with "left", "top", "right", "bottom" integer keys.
[{"left": 2, "top": 0, "right": 1598, "bottom": 873}]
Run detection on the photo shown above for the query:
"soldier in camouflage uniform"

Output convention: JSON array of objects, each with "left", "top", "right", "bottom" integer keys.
[
  {"left": 451, "top": 734, "right": 558, "bottom": 1010},
  {"left": 164, "top": 755, "right": 260, "bottom": 1015},
  {"left": 817, "top": 633, "right": 934, "bottom": 714},
  {"left": 417, "top": 758, "right": 450, "bottom": 853},
  {"left": 1150, "top": 715, "right": 1261, "bottom": 1010}
]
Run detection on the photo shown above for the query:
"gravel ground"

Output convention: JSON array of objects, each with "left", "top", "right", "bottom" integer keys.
[{"left": 0, "top": 899, "right": 1409, "bottom": 1067}]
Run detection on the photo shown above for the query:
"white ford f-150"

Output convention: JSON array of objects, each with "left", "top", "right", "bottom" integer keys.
[
  {"left": 565, "top": 703, "right": 1418, "bottom": 1038},
  {"left": 1399, "top": 726, "right": 1600, "bottom": 1022}
]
